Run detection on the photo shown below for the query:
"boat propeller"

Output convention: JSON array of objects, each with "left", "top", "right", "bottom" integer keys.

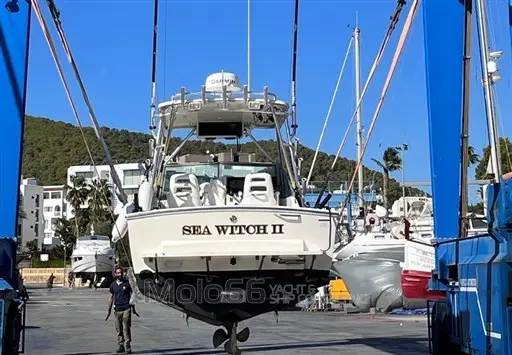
[{"left": 213, "top": 322, "right": 250, "bottom": 354}]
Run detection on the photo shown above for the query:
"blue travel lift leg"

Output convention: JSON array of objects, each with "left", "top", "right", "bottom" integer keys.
[
  {"left": 423, "top": 0, "right": 512, "bottom": 354},
  {"left": 0, "top": 1, "right": 32, "bottom": 354}
]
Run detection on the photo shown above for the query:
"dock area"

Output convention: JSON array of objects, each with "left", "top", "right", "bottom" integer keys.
[{"left": 24, "top": 285, "right": 430, "bottom": 354}]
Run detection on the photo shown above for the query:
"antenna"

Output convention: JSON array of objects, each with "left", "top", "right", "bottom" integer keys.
[
  {"left": 354, "top": 13, "right": 364, "bottom": 208},
  {"left": 247, "top": 0, "right": 251, "bottom": 91},
  {"left": 149, "top": 0, "right": 160, "bottom": 133}
]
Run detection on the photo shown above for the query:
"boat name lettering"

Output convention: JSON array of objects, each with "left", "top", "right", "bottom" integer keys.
[{"left": 182, "top": 224, "right": 285, "bottom": 236}]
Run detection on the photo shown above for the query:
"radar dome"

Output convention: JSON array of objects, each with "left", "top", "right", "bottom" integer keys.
[{"left": 205, "top": 72, "right": 241, "bottom": 92}]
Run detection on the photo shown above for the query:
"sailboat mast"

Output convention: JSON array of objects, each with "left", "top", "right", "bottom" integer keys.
[
  {"left": 354, "top": 21, "right": 364, "bottom": 208},
  {"left": 290, "top": 0, "right": 300, "bottom": 137},
  {"left": 149, "top": 0, "right": 160, "bottom": 133},
  {"left": 475, "top": 0, "right": 502, "bottom": 181},
  {"left": 247, "top": 0, "right": 251, "bottom": 91}
]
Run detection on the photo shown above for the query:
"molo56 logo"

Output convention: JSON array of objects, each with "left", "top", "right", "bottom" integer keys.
[{"left": 141, "top": 278, "right": 316, "bottom": 305}]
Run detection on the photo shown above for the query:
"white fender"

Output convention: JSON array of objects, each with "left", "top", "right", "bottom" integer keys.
[
  {"left": 112, "top": 203, "right": 135, "bottom": 243},
  {"left": 138, "top": 180, "right": 154, "bottom": 212}
]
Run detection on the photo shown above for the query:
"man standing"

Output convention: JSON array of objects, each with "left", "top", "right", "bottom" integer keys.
[
  {"left": 107, "top": 267, "right": 133, "bottom": 354},
  {"left": 47, "top": 273, "right": 55, "bottom": 291}
]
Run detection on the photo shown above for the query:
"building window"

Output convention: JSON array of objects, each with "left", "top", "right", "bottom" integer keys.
[
  {"left": 44, "top": 233, "right": 52, "bottom": 238},
  {"left": 75, "top": 171, "right": 94, "bottom": 181},
  {"left": 44, "top": 206, "right": 53, "bottom": 212},
  {"left": 34, "top": 210, "right": 39, "bottom": 222},
  {"left": 43, "top": 192, "right": 49, "bottom": 199},
  {"left": 17, "top": 224, "right": 22, "bottom": 236},
  {"left": 51, "top": 191, "right": 61, "bottom": 199},
  {"left": 54, "top": 205, "right": 61, "bottom": 216},
  {"left": 35, "top": 194, "right": 40, "bottom": 208},
  {"left": 123, "top": 170, "right": 142, "bottom": 186},
  {"left": 34, "top": 224, "right": 39, "bottom": 237}
]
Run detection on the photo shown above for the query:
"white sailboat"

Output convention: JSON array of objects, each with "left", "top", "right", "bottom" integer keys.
[{"left": 112, "top": 72, "right": 337, "bottom": 353}]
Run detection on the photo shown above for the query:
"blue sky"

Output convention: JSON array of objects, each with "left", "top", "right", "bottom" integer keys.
[{"left": 26, "top": 0, "right": 511, "bottom": 200}]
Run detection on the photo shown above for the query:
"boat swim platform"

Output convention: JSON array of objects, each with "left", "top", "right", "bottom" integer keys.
[{"left": 24, "top": 285, "right": 430, "bottom": 354}]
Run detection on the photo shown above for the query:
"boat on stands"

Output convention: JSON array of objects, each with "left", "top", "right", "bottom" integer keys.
[
  {"left": 112, "top": 73, "right": 338, "bottom": 354},
  {"left": 331, "top": 197, "right": 435, "bottom": 312},
  {"left": 70, "top": 232, "right": 115, "bottom": 287}
]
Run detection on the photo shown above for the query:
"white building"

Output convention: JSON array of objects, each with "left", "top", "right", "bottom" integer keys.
[
  {"left": 19, "top": 177, "right": 44, "bottom": 251},
  {"left": 66, "top": 162, "right": 145, "bottom": 217},
  {"left": 42, "top": 185, "right": 67, "bottom": 246}
]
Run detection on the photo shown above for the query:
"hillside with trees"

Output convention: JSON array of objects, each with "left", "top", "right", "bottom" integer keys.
[{"left": 22, "top": 115, "right": 422, "bottom": 205}]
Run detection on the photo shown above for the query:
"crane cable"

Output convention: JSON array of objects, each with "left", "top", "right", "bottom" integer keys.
[
  {"left": 313, "top": 0, "right": 407, "bottom": 207},
  {"left": 32, "top": 0, "right": 134, "bottom": 270},
  {"left": 44, "top": 0, "right": 127, "bottom": 205},
  {"left": 336, "top": 0, "right": 420, "bottom": 224}
]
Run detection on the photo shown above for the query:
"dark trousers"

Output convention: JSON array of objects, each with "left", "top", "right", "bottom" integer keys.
[{"left": 114, "top": 308, "right": 132, "bottom": 349}]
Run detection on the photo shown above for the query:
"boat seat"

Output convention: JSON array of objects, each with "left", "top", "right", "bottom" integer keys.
[
  {"left": 167, "top": 173, "right": 201, "bottom": 208},
  {"left": 240, "top": 173, "right": 276, "bottom": 206},
  {"left": 206, "top": 177, "right": 227, "bottom": 205},
  {"left": 199, "top": 182, "right": 212, "bottom": 205}
]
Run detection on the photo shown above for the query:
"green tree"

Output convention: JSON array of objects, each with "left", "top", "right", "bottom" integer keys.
[
  {"left": 475, "top": 137, "right": 512, "bottom": 179},
  {"left": 66, "top": 175, "right": 91, "bottom": 236},
  {"left": 26, "top": 240, "right": 38, "bottom": 254},
  {"left": 87, "top": 178, "right": 112, "bottom": 225},
  {"left": 54, "top": 217, "right": 76, "bottom": 252},
  {"left": 371, "top": 147, "right": 402, "bottom": 209},
  {"left": 467, "top": 145, "right": 480, "bottom": 167}
]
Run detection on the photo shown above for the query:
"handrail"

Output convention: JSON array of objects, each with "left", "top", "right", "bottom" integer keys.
[{"left": 169, "top": 85, "right": 280, "bottom": 105}]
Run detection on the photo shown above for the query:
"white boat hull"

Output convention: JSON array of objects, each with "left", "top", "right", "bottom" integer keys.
[
  {"left": 126, "top": 205, "right": 337, "bottom": 325},
  {"left": 71, "top": 253, "right": 115, "bottom": 275}
]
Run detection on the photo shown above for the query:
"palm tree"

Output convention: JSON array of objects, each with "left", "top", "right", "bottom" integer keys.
[
  {"left": 467, "top": 146, "right": 480, "bottom": 167},
  {"left": 372, "top": 147, "right": 402, "bottom": 209},
  {"left": 87, "top": 178, "right": 112, "bottom": 225},
  {"left": 66, "top": 175, "right": 91, "bottom": 236}
]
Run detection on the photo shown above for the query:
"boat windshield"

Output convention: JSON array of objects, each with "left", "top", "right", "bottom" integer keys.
[{"left": 161, "top": 162, "right": 288, "bottom": 199}]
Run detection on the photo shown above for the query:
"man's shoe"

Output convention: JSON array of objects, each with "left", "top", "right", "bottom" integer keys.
[
  {"left": 125, "top": 349, "right": 132, "bottom": 354},
  {"left": 116, "top": 346, "right": 125, "bottom": 353}
]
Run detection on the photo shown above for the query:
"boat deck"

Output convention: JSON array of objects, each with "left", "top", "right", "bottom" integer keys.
[{"left": 24, "top": 285, "right": 429, "bottom": 354}]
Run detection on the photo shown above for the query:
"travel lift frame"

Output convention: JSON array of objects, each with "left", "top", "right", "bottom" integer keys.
[
  {"left": 2, "top": 0, "right": 512, "bottom": 354},
  {"left": 423, "top": 1, "right": 512, "bottom": 354},
  {"left": 0, "top": 1, "right": 31, "bottom": 354}
]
